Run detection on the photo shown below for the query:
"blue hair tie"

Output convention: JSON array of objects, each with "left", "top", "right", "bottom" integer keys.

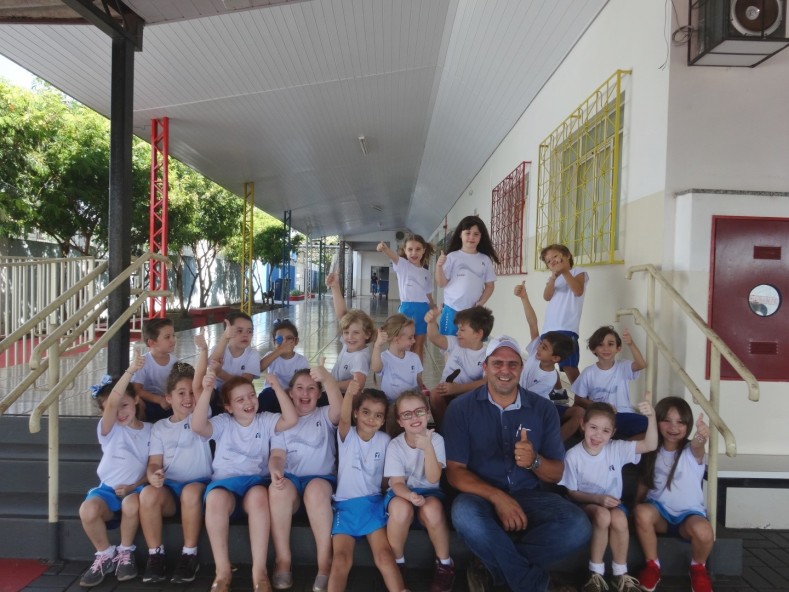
[{"left": 89, "top": 375, "right": 114, "bottom": 398}]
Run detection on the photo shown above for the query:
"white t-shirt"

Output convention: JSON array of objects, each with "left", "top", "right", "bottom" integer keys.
[
  {"left": 331, "top": 343, "right": 371, "bottom": 383},
  {"left": 270, "top": 406, "right": 337, "bottom": 476},
  {"left": 519, "top": 338, "right": 558, "bottom": 398},
  {"left": 542, "top": 267, "right": 588, "bottom": 335},
  {"left": 263, "top": 352, "right": 310, "bottom": 389},
  {"left": 440, "top": 335, "right": 486, "bottom": 384},
  {"left": 560, "top": 439, "right": 640, "bottom": 498},
  {"left": 384, "top": 431, "right": 446, "bottom": 490},
  {"left": 212, "top": 346, "right": 261, "bottom": 391},
  {"left": 334, "top": 427, "right": 390, "bottom": 501},
  {"left": 441, "top": 251, "right": 496, "bottom": 311},
  {"left": 392, "top": 257, "right": 433, "bottom": 303},
  {"left": 574, "top": 360, "right": 640, "bottom": 413},
  {"left": 209, "top": 412, "right": 280, "bottom": 480},
  {"left": 131, "top": 352, "right": 177, "bottom": 396},
  {"left": 149, "top": 415, "right": 213, "bottom": 483},
  {"left": 377, "top": 350, "right": 423, "bottom": 401},
  {"left": 647, "top": 446, "right": 707, "bottom": 517},
  {"left": 95, "top": 420, "right": 152, "bottom": 488}
]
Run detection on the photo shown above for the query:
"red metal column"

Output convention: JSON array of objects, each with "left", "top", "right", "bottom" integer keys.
[{"left": 149, "top": 117, "right": 169, "bottom": 318}]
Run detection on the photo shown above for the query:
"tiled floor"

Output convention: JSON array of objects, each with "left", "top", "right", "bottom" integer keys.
[{"left": 3, "top": 295, "right": 789, "bottom": 591}]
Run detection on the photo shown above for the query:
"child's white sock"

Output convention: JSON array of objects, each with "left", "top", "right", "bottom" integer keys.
[
  {"left": 612, "top": 562, "right": 628, "bottom": 576},
  {"left": 98, "top": 545, "right": 116, "bottom": 557},
  {"left": 395, "top": 556, "right": 405, "bottom": 564},
  {"left": 439, "top": 557, "right": 453, "bottom": 566},
  {"left": 690, "top": 559, "right": 705, "bottom": 567},
  {"left": 149, "top": 545, "right": 164, "bottom": 555},
  {"left": 117, "top": 544, "right": 136, "bottom": 552},
  {"left": 589, "top": 561, "right": 605, "bottom": 575},
  {"left": 182, "top": 546, "right": 198, "bottom": 555}
]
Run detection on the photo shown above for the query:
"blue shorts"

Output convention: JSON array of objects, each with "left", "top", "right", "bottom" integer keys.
[
  {"left": 159, "top": 478, "right": 210, "bottom": 517},
  {"left": 647, "top": 499, "right": 707, "bottom": 539},
  {"left": 86, "top": 483, "right": 145, "bottom": 530},
  {"left": 611, "top": 412, "right": 648, "bottom": 440},
  {"left": 399, "top": 302, "right": 430, "bottom": 336},
  {"left": 285, "top": 473, "right": 337, "bottom": 497},
  {"left": 383, "top": 487, "right": 445, "bottom": 528},
  {"left": 542, "top": 331, "right": 579, "bottom": 369},
  {"left": 205, "top": 475, "right": 270, "bottom": 521},
  {"left": 332, "top": 494, "right": 387, "bottom": 538},
  {"left": 439, "top": 305, "right": 458, "bottom": 336}
]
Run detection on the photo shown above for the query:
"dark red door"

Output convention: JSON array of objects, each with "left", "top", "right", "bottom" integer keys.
[{"left": 710, "top": 216, "right": 789, "bottom": 380}]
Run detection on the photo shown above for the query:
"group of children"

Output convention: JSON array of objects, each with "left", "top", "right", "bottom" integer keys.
[{"left": 78, "top": 215, "right": 715, "bottom": 592}]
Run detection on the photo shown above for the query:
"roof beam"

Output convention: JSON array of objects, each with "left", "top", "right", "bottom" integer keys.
[{"left": 60, "top": 0, "right": 143, "bottom": 50}]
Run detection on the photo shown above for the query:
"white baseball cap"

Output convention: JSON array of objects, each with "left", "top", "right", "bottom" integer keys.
[{"left": 484, "top": 335, "right": 522, "bottom": 358}]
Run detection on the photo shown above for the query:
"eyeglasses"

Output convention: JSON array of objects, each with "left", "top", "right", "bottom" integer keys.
[{"left": 398, "top": 406, "right": 428, "bottom": 420}]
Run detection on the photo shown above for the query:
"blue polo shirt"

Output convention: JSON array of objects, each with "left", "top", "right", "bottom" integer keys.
[{"left": 443, "top": 384, "right": 564, "bottom": 492}]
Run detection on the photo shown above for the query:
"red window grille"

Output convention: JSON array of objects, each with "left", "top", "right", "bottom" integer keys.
[{"left": 491, "top": 161, "right": 529, "bottom": 275}]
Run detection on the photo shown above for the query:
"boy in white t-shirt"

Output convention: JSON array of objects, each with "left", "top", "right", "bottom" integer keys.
[
  {"left": 514, "top": 282, "right": 585, "bottom": 442},
  {"left": 209, "top": 312, "right": 261, "bottom": 413},
  {"left": 424, "top": 305, "right": 493, "bottom": 428},
  {"left": 132, "top": 318, "right": 177, "bottom": 422},
  {"left": 257, "top": 318, "right": 309, "bottom": 413},
  {"left": 573, "top": 326, "right": 648, "bottom": 440}
]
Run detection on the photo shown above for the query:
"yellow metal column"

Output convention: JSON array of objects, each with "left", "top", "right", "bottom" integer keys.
[{"left": 241, "top": 182, "right": 254, "bottom": 315}]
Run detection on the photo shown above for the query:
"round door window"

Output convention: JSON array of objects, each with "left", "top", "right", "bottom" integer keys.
[{"left": 748, "top": 284, "right": 781, "bottom": 317}]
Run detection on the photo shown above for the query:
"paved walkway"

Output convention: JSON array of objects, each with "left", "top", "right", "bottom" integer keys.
[{"left": 3, "top": 295, "right": 789, "bottom": 591}]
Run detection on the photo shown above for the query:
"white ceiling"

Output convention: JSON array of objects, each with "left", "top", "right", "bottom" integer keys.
[{"left": 0, "top": 0, "right": 607, "bottom": 239}]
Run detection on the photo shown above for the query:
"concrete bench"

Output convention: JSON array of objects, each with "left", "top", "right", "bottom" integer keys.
[{"left": 716, "top": 454, "right": 789, "bottom": 529}]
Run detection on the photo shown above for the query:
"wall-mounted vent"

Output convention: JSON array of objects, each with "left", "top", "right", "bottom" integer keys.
[
  {"left": 753, "top": 245, "right": 781, "bottom": 259},
  {"left": 749, "top": 341, "right": 778, "bottom": 355}
]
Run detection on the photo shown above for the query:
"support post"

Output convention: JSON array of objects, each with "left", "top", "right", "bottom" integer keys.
[
  {"left": 107, "top": 35, "right": 135, "bottom": 376},
  {"left": 46, "top": 318, "right": 60, "bottom": 562},
  {"left": 241, "top": 183, "right": 255, "bottom": 315},
  {"left": 280, "top": 210, "right": 292, "bottom": 306},
  {"left": 149, "top": 117, "right": 169, "bottom": 319}
]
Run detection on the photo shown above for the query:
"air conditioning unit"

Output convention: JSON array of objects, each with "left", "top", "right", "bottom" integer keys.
[{"left": 689, "top": 0, "right": 789, "bottom": 67}]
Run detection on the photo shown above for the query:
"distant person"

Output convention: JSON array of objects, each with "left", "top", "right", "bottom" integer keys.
[
  {"left": 435, "top": 215, "right": 499, "bottom": 336},
  {"left": 371, "top": 272, "right": 379, "bottom": 297}
]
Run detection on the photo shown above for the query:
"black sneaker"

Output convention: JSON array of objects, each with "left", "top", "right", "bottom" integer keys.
[
  {"left": 79, "top": 551, "right": 116, "bottom": 587},
  {"left": 142, "top": 551, "right": 167, "bottom": 584},
  {"left": 113, "top": 548, "right": 138, "bottom": 582},
  {"left": 465, "top": 556, "right": 493, "bottom": 592},
  {"left": 549, "top": 389, "right": 570, "bottom": 404},
  {"left": 170, "top": 552, "right": 200, "bottom": 584}
]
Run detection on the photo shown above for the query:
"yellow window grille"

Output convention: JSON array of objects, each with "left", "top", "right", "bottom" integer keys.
[{"left": 535, "top": 69, "right": 630, "bottom": 269}]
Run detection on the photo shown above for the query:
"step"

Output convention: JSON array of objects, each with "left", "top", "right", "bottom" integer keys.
[
  {"left": 717, "top": 454, "right": 789, "bottom": 529},
  {"left": 0, "top": 459, "right": 98, "bottom": 495}
]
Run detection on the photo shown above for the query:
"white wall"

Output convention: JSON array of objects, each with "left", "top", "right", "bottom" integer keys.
[{"left": 344, "top": 230, "right": 403, "bottom": 299}]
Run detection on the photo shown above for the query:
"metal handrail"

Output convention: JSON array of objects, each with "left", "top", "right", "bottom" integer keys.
[{"left": 620, "top": 264, "right": 760, "bottom": 535}]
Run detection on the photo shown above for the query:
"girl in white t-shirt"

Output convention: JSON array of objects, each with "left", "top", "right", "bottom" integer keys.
[
  {"left": 634, "top": 397, "right": 714, "bottom": 592},
  {"left": 328, "top": 382, "right": 405, "bottom": 592},
  {"left": 267, "top": 363, "right": 342, "bottom": 592},
  {"left": 377, "top": 234, "right": 435, "bottom": 361},
  {"left": 326, "top": 272, "right": 375, "bottom": 393},
  {"left": 560, "top": 399, "right": 656, "bottom": 592},
  {"left": 540, "top": 243, "right": 589, "bottom": 384},
  {"left": 435, "top": 215, "right": 499, "bottom": 336},
  {"left": 78, "top": 356, "right": 151, "bottom": 588},
  {"left": 384, "top": 391, "right": 454, "bottom": 592},
  {"left": 191, "top": 367, "right": 297, "bottom": 592},
  {"left": 371, "top": 314, "right": 425, "bottom": 434}
]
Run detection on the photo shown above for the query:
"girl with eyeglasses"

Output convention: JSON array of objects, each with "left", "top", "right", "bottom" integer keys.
[{"left": 383, "top": 391, "right": 454, "bottom": 592}]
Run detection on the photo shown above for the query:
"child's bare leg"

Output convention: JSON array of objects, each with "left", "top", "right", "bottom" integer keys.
[
  {"left": 428, "top": 391, "right": 448, "bottom": 427},
  {"left": 80, "top": 497, "right": 114, "bottom": 550},
  {"left": 386, "top": 498, "right": 414, "bottom": 559},
  {"left": 418, "top": 498, "right": 451, "bottom": 560},
  {"left": 244, "top": 485, "right": 272, "bottom": 587},
  {"left": 328, "top": 535, "right": 355, "bottom": 592},
  {"left": 680, "top": 516, "right": 714, "bottom": 564},
  {"left": 140, "top": 485, "right": 176, "bottom": 548},
  {"left": 120, "top": 493, "right": 141, "bottom": 547},
  {"left": 608, "top": 507, "right": 630, "bottom": 566},
  {"left": 180, "top": 482, "right": 206, "bottom": 548},
  {"left": 205, "top": 488, "right": 235, "bottom": 581},
  {"left": 560, "top": 406, "right": 584, "bottom": 441},
  {"left": 584, "top": 505, "right": 611, "bottom": 564},
  {"left": 303, "top": 479, "right": 334, "bottom": 576},
  {"left": 634, "top": 503, "right": 666, "bottom": 560},
  {"left": 413, "top": 334, "right": 426, "bottom": 362},
  {"left": 269, "top": 480, "right": 298, "bottom": 574},
  {"left": 367, "top": 528, "right": 405, "bottom": 592},
  {"left": 563, "top": 366, "right": 579, "bottom": 384}
]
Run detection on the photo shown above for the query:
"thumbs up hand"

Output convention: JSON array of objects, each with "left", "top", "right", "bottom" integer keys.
[
  {"left": 514, "top": 280, "right": 526, "bottom": 299},
  {"left": 636, "top": 391, "right": 654, "bottom": 416},
  {"left": 694, "top": 412, "right": 710, "bottom": 443},
  {"left": 310, "top": 358, "right": 328, "bottom": 382},
  {"left": 514, "top": 426, "right": 535, "bottom": 468},
  {"left": 437, "top": 250, "right": 446, "bottom": 268}
]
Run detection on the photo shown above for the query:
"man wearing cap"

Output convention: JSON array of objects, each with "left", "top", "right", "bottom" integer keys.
[{"left": 443, "top": 335, "right": 591, "bottom": 591}]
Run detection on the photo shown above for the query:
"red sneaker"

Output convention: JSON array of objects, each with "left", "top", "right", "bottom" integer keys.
[
  {"left": 430, "top": 559, "right": 455, "bottom": 592},
  {"left": 637, "top": 560, "right": 661, "bottom": 592},
  {"left": 689, "top": 564, "right": 713, "bottom": 592}
]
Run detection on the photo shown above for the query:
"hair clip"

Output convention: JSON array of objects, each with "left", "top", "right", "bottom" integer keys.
[{"left": 89, "top": 375, "right": 114, "bottom": 398}]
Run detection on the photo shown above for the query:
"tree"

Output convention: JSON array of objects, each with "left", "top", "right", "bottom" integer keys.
[{"left": 254, "top": 225, "right": 305, "bottom": 291}]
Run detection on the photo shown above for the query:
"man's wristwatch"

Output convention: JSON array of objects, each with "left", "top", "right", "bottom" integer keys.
[{"left": 527, "top": 455, "right": 542, "bottom": 471}]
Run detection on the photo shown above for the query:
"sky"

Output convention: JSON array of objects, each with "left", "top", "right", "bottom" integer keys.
[{"left": 0, "top": 54, "right": 36, "bottom": 88}]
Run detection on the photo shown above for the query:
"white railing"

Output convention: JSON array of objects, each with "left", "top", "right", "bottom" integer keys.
[
  {"left": 617, "top": 264, "right": 759, "bottom": 533},
  {"left": 0, "top": 252, "right": 172, "bottom": 561}
]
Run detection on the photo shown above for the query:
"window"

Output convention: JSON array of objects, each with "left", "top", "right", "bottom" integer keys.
[
  {"left": 535, "top": 70, "right": 629, "bottom": 268},
  {"left": 491, "top": 162, "right": 529, "bottom": 275}
]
